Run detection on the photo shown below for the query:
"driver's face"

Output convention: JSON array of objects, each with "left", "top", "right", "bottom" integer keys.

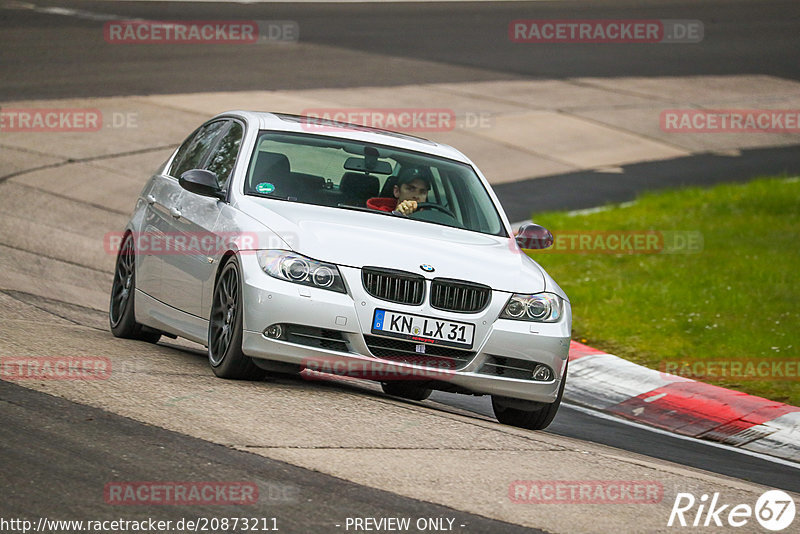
[{"left": 394, "top": 178, "right": 429, "bottom": 203}]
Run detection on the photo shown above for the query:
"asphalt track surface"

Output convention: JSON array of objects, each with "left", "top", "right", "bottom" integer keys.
[
  {"left": 431, "top": 393, "right": 800, "bottom": 494},
  {"left": 3, "top": 0, "right": 800, "bottom": 217},
  {"left": 496, "top": 145, "right": 800, "bottom": 222},
  {"left": 0, "top": 379, "right": 539, "bottom": 533},
  {"left": 2, "top": 0, "right": 800, "bottom": 530},
  {"left": 2, "top": 0, "right": 800, "bottom": 100}
]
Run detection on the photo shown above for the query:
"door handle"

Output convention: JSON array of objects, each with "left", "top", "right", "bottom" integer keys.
[
  {"left": 146, "top": 194, "right": 156, "bottom": 205},
  {"left": 169, "top": 207, "right": 182, "bottom": 219}
]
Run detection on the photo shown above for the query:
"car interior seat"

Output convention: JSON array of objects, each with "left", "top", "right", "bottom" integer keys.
[
  {"left": 378, "top": 175, "right": 398, "bottom": 198},
  {"left": 340, "top": 172, "right": 379, "bottom": 206},
  {"left": 249, "top": 151, "right": 293, "bottom": 195}
]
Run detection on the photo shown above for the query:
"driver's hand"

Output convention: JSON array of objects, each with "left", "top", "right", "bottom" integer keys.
[{"left": 396, "top": 200, "right": 418, "bottom": 216}]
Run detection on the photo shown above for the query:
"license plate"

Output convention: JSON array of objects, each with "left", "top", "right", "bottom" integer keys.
[{"left": 371, "top": 309, "right": 474, "bottom": 349}]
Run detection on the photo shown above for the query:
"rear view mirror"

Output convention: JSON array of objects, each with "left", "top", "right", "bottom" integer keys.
[
  {"left": 515, "top": 223, "right": 554, "bottom": 250},
  {"left": 344, "top": 156, "right": 393, "bottom": 175}
]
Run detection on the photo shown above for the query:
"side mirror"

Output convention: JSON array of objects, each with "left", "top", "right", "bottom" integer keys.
[
  {"left": 179, "top": 169, "right": 225, "bottom": 199},
  {"left": 515, "top": 223, "right": 553, "bottom": 250}
]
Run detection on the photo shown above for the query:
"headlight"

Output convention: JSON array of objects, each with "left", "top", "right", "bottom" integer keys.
[
  {"left": 500, "top": 293, "right": 563, "bottom": 322},
  {"left": 257, "top": 250, "right": 346, "bottom": 293}
]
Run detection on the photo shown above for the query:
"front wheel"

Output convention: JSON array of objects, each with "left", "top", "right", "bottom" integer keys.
[
  {"left": 208, "top": 258, "right": 266, "bottom": 380},
  {"left": 109, "top": 234, "right": 161, "bottom": 343},
  {"left": 492, "top": 361, "right": 567, "bottom": 430}
]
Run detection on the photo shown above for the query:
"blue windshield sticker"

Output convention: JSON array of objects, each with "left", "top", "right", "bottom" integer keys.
[{"left": 255, "top": 182, "right": 275, "bottom": 194}]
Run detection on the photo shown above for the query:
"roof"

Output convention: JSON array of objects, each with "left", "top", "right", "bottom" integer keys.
[{"left": 216, "top": 110, "right": 473, "bottom": 164}]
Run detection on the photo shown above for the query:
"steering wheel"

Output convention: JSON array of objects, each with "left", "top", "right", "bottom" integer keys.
[{"left": 413, "top": 202, "right": 457, "bottom": 219}]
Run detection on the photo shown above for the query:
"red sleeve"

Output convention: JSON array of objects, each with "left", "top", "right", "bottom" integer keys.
[{"left": 366, "top": 197, "right": 397, "bottom": 212}]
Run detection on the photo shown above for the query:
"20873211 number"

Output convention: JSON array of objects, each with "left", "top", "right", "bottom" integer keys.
[{"left": 192, "top": 517, "right": 279, "bottom": 531}]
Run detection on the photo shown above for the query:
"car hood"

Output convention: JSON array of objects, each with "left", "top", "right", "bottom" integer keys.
[{"left": 237, "top": 199, "right": 546, "bottom": 294}]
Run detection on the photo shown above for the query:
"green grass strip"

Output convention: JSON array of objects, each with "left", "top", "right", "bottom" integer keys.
[{"left": 527, "top": 176, "right": 800, "bottom": 405}]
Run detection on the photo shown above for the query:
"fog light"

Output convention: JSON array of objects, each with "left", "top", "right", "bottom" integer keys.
[
  {"left": 532, "top": 364, "right": 553, "bottom": 381},
  {"left": 264, "top": 324, "right": 284, "bottom": 339}
]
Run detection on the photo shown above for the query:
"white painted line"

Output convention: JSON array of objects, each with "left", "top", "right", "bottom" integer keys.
[
  {"left": 563, "top": 402, "right": 800, "bottom": 471},
  {"left": 566, "top": 201, "right": 637, "bottom": 217},
  {"left": 2, "top": 2, "right": 139, "bottom": 21},
  {"left": 643, "top": 392, "right": 668, "bottom": 403},
  {"left": 511, "top": 201, "right": 638, "bottom": 228},
  {"left": 7, "top": 0, "right": 575, "bottom": 4},
  {"left": 86, "top": 0, "right": 573, "bottom": 3}
]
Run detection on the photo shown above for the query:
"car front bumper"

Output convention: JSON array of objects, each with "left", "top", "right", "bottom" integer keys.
[{"left": 239, "top": 255, "right": 571, "bottom": 403}]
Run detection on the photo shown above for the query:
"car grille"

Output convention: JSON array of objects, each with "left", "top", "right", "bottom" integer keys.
[
  {"left": 477, "top": 355, "right": 538, "bottom": 380},
  {"left": 362, "top": 267, "right": 425, "bottom": 306},
  {"left": 430, "top": 279, "right": 491, "bottom": 313},
  {"left": 363, "top": 335, "right": 474, "bottom": 370},
  {"left": 282, "top": 324, "right": 349, "bottom": 353}
]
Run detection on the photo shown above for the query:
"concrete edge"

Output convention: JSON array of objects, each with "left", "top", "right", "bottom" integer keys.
[{"left": 565, "top": 340, "right": 800, "bottom": 463}]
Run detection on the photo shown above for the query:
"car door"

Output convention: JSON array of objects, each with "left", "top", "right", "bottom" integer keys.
[
  {"left": 153, "top": 119, "right": 229, "bottom": 310},
  {"left": 134, "top": 172, "right": 170, "bottom": 300},
  {"left": 169, "top": 120, "right": 245, "bottom": 319}
]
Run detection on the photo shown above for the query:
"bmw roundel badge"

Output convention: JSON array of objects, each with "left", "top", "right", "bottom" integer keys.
[{"left": 420, "top": 264, "right": 435, "bottom": 272}]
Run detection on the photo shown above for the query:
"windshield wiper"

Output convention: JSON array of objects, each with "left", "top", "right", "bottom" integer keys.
[
  {"left": 336, "top": 204, "right": 397, "bottom": 216},
  {"left": 248, "top": 191, "right": 297, "bottom": 202}
]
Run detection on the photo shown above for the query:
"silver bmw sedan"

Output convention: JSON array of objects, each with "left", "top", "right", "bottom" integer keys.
[{"left": 109, "top": 111, "right": 571, "bottom": 430}]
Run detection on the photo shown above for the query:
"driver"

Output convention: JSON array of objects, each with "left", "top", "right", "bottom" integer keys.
[{"left": 366, "top": 167, "right": 430, "bottom": 215}]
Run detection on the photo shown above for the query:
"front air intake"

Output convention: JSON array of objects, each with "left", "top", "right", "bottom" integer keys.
[
  {"left": 362, "top": 267, "right": 425, "bottom": 306},
  {"left": 430, "top": 278, "right": 491, "bottom": 313}
]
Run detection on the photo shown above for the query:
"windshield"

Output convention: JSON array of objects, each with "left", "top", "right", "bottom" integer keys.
[{"left": 244, "top": 131, "right": 507, "bottom": 236}]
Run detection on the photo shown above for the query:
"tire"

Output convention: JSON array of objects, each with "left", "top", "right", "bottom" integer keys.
[
  {"left": 492, "top": 361, "right": 567, "bottom": 431},
  {"left": 109, "top": 234, "right": 161, "bottom": 344},
  {"left": 381, "top": 381, "right": 433, "bottom": 401},
  {"left": 208, "top": 257, "right": 266, "bottom": 380},
  {"left": 252, "top": 359, "right": 303, "bottom": 376}
]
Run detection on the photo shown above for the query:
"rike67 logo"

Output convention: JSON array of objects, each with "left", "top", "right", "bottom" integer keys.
[{"left": 668, "top": 490, "right": 796, "bottom": 531}]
